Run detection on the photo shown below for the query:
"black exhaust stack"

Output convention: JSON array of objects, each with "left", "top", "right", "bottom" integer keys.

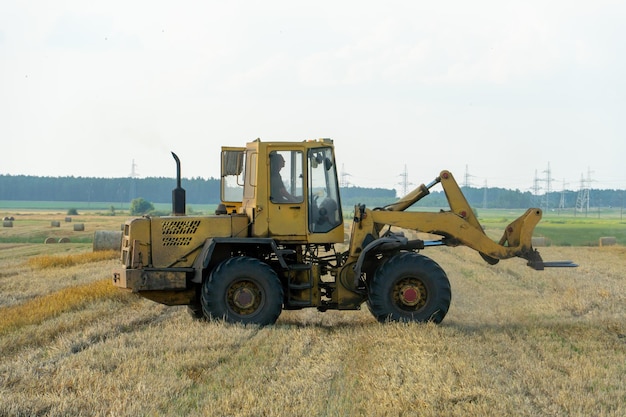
[{"left": 171, "top": 152, "right": 186, "bottom": 216}]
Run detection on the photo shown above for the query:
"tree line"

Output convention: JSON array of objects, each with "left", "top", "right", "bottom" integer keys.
[
  {"left": 0, "top": 174, "right": 623, "bottom": 210},
  {"left": 0, "top": 175, "right": 220, "bottom": 205}
]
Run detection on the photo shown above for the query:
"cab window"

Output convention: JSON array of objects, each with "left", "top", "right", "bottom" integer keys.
[
  {"left": 221, "top": 150, "right": 245, "bottom": 202},
  {"left": 269, "top": 150, "right": 303, "bottom": 203}
]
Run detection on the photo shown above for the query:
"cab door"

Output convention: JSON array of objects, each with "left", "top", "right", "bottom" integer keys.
[{"left": 266, "top": 149, "right": 307, "bottom": 239}]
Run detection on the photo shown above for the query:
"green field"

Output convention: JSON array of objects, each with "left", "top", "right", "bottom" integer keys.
[
  {"left": 1, "top": 202, "right": 624, "bottom": 247},
  {"left": 476, "top": 209, "right": 626, "bottom": 247}
]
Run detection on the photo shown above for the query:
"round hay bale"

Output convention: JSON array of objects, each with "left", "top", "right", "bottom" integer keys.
[
  {"left": 93, "top": 230, "right": 123, "bottom": 252},
  {"left": 51, "top": 221, "right": 61, "bottom": 227},
  {"left": 2, "top": 220, "right": 13, "bottom": 228},
  {"left": 65, "top": 217, "right": 72, "bottom": 222},
  {"left": 58, "top": 237, "right": 70, "bottom": 243},
  {"left": 532, "top": 237, "right": 548, "bottom": 247},
  {"left": 44, "top": 237, "right": 57, "bottom": 244},
  {"left": 73, "top": 223, "right": 85, "bottom": 232},
  {"left": 599, "top": 237, "right": 617, "bottom": 247}
]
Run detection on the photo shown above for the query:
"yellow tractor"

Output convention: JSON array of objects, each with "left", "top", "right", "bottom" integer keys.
[{"left": 113, "top": 138, "right": 574, "bottom": 325}]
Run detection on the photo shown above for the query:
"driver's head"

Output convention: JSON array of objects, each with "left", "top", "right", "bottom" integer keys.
[{"left": 270, "top": 153, "right": 285, "bottom": 171}]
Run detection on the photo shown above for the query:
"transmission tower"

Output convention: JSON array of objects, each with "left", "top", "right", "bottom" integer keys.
[
  {"left": 575, "top": 168, "right": 593, "bottom": 216},
  {"left": 542, "top": 162, "right": 552, "bottom": 210},
  {"left": 482, "top": 179, "right": 488, "bottom": 209},
  {"left": 558, "top": 179, "right": 569, "bottom": 214},
  {"left": 129, "top": 159, "right": 138, "bottom": 201},
  {"left": 340, "top": 164, "right": 351, "bottom": 187},
  {"left": 532, "top": 169, "right": 542, "bottom": 206},
  {"left": 463, "top": 165, "right": 474, "bottom": 187},
  {"left": 398, "top": 165, "right": 412, "bottom": 196}
]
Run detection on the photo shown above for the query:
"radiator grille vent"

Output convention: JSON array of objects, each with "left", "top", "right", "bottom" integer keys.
[
  {"left": 163, "top": 236, "right": 194, "bottom": 246},
  {"left": 161, "top": 220, "right": 201, "bottom": 246}
]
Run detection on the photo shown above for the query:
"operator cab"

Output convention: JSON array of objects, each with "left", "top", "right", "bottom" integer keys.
[{"left": 220, "top": 139, "right": 344, "bottom": 243}]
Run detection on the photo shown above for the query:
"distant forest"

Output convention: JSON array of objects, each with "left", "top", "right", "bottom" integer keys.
[{"left": 0, "top": 175, "right": 624, "bottom": 210}]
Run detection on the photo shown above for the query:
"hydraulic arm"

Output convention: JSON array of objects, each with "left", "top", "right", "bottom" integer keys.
[{"left": 350, "top": 170, "right": 576, "bottom": 270}]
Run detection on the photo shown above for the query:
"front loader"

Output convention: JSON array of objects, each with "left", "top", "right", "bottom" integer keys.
[{"left": 113, "top": 138, "right": 575, "bottom": 325}]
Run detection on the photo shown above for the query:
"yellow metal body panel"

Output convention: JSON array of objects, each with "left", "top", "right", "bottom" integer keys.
[
  {"left": 120, "top": 214, "right": 249, "bottom": 271},
  {"left": 120, "top": 217, "right": 151, "bottom": 268},
  {"left": 150, "top": 214, "right": 249, "bottom": 268},
  {"left": 268, "top": 202, "right": 306, "bottom": 238}
]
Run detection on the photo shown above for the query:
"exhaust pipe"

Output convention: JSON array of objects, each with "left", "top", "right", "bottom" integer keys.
[{"left": 171, "top": 152, "right": 186, "bottom": 216}]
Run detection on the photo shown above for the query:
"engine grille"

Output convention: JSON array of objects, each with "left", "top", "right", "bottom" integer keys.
[{"left": 161, "top": 220, "right": 201, "bottom": 246}]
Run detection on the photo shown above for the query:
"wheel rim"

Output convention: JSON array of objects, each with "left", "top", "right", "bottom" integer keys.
[
  {"left": 393, "top": 277, "right": 427, "bottom": 311},
  {"left": 227, "top": 279, "right": 263, "bottom": 316}
]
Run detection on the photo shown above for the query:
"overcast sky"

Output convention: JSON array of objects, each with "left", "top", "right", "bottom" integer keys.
[{"left": 1, "top": 1, "right": 624, "bottom": 194}]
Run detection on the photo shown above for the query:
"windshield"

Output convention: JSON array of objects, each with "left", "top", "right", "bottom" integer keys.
[{"left": 308, "top": 147, "right": 342, "bottom": 233}]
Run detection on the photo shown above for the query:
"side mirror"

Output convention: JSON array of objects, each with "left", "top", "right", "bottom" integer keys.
[{"left": 311, "top": 153, "right": 324, "bottom": 168}]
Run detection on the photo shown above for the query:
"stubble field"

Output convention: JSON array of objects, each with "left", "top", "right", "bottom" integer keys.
[{"left": 0, "top": 211, "right": 625, "bottom": 416}]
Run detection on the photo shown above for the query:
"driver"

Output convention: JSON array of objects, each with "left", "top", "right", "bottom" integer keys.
[{"left": 270, "top": 153, "right": 297, "bottom": 202}]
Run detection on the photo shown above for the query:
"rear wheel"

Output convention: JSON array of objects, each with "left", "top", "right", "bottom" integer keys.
[
  {"left": 201, "top": 257, "right": 283, "bottom": 325},
  {"left": 367, "top": 252, "right": 451, "bottom": 323}
]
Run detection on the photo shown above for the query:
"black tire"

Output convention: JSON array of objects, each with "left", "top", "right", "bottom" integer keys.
[
  {"left": 367, "top": 252, "right": 451, "bottom": 323},
  {"left": 201, "top": 257, "right": 283, "bottom": 325}
]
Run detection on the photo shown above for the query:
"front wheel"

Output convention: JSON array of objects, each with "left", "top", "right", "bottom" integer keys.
[
  {"left": 201, "top": 257, "right": 283, "bottom": 325},
  {"left": 367, "top": 252, "right": 451, "bottom": 323}
]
